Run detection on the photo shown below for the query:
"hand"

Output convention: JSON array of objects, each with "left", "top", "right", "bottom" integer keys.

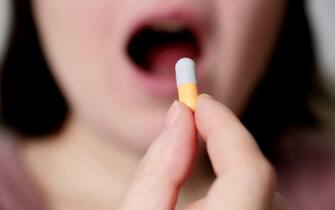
[{"left": 117, "top": 94, "right": 286, "bottom": 210}]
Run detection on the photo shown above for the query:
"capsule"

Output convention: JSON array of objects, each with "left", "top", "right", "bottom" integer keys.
[{"left": 175, "top": 58, "right": 199, "bottom": 111}]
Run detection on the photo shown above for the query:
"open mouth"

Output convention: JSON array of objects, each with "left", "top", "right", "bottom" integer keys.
[{"left": 126, "top": 20, "right": 201, "bottom": 79}]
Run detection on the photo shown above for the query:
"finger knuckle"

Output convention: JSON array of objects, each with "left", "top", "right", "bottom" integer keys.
[
  {"left": 248, "top": 158, "right": 277, "bottom": 188},
  {"left": 254, "top": 158, "right": 276, "bottom": 188},
  {"left": 133, "top": 157, "right": 175, "bottom": 188},
  {"left": 132, "top": 158, "right": 157, "bottom": 182}
]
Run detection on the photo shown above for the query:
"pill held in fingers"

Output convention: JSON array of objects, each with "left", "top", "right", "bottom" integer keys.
[{"left": 175, "top": 58, "right": 199, "bottom": 111}]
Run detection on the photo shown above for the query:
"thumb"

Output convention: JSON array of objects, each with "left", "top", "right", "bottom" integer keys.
[{"left": 117, "top": 101, "right": 197, "bottom": 210}]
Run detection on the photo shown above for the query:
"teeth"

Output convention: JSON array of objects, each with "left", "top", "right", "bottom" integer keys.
[{"left": 151, "top": 21, "right": 185, "bottom": 33}]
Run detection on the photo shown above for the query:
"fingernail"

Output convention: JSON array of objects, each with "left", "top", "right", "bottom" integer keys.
[
  {"left": 165, "top": 101, "right": 180, "bottom": 128},
  {"left": 200, "top": 93, "right": 213, "bottom": 99}
]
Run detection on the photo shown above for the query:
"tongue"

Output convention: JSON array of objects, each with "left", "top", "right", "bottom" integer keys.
[{"left": 146, "top": 42, "right": 197, "bottom": 78}]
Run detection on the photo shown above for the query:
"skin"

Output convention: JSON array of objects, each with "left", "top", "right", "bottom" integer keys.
[
  {"left": 22, "top": 0, "right": 286, "bottom": 209},
  {"left": 118, "top": 95, "right": 285, "bottom": 210}
]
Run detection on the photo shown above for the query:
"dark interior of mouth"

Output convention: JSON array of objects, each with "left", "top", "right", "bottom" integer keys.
[{"left": 127, "top": 27, "right": 200, "bottom": 75}]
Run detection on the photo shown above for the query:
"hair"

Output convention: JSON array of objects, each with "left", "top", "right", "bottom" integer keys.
[
  {"left": 0, "top": 0, "right": 68, "bottom": 136},
  {"left": 0, "top": 0, "right": 316, "bottom": 157}
]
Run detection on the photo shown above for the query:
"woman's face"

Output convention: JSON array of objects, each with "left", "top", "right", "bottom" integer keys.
[{"left": 32, "top": 0, "right": 285, "bottom": 151}]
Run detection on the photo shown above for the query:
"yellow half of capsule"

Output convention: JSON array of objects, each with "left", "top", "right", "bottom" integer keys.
[{"left": 177, "top": 83, "right": 198, "bottom": 111}]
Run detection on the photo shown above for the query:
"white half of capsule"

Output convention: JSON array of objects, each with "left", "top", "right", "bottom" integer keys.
[{"left": 175, "top": 58, "right": 197, "bottom": 86}]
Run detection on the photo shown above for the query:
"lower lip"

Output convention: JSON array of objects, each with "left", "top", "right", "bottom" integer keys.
[{"left": 129, "top": 60, "right": 205, "bottom": 97}]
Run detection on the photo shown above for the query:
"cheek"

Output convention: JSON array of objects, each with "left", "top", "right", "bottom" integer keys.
[
  {"left": 33, "top": 0, "right": 159, "bottom": 107},
  {"left": 32, "top": 0, "right": 167, "bottom": 149},
  {"left": 34, "top": 0, "right": 130, "bottom": 108},
  {"left": 33, "top": 1, "right": 113, "bottom": 112},
  {"left": 33, "top": 0, "right": 122, "bottom": 83},
  {"left": 207, "top": 0, "right": 286, "bottom": 114}
]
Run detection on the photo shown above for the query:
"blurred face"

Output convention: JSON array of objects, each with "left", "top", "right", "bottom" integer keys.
[{"left": 32, "top": 0, "right": 285, "bottom": 150}]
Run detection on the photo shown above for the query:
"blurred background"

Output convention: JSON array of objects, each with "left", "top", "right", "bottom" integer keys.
[
  {"left": 0, "top": 0, "right": 10, "bottom": 135},
  {"left": 0, "top": 0, "right": 10, "bottom": 65},
  {"left": 307, "top": 0, "right": 335, "bottom": 129},
  {"left": 0, "top": 0, "right": 334, "bottom": 130}
]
